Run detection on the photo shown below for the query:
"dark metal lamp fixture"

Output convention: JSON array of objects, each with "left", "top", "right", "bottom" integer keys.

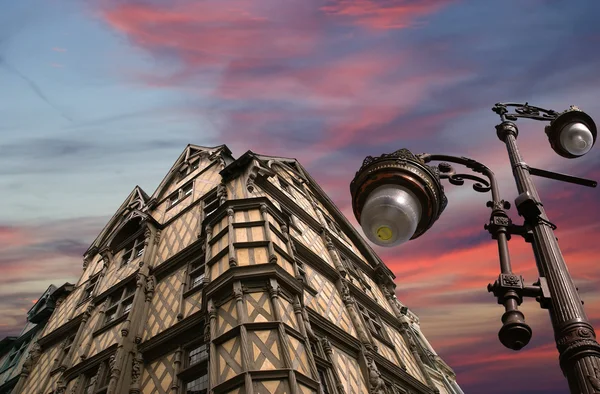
[{"left": 350, "top": 103, "right": 600, "bottom": 393}]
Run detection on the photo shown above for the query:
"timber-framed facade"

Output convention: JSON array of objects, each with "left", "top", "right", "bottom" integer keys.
[{"left": 13, "top": 144, "right": 463, "bottom": 394}]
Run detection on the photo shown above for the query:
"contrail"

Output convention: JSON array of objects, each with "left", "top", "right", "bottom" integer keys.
[
  {"left": 0, "top": 8, "right": 73, "bottom": 123},
  {"left": 0, "top": 57, "right": 73, "bottom": 122}
]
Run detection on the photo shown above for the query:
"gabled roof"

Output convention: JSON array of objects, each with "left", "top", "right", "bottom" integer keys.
[
  {"left": 149, "top": 144, "right": 232, "bottom": 202},
  {"left": 85, "top": 185, "right": 152, "bottom": 255},
  {"left": 221, "top": 150, "right": 391, "bottom": 275}
]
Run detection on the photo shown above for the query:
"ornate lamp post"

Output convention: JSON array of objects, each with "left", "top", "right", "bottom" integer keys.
[{"left": 350, "top": 103, "right": 600, "bottom": 393}]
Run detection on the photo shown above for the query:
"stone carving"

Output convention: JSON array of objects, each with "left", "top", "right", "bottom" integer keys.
[
  {"left": 136, "top": 273, "right": 145, "bottom": 289},
  {"left": 143, "top": 227, "right": 152, "bottom": 246},
  {"left": 55, "top": 378, "right": 67, "bottom": 394},
  {"left": 233, "top": 287, "right": 244, "bottom": 301},
  {"left": 204, "top": 324, "right": 211, "bottom": 343},
  {"left": 154, "top": 229, "right": 161, "bottom": 245},
  {"left": 340, "top": 281, "right": 353, "bottom": 306},
  {"left": 100, "top": 249, "right": 113, "bottom": 269},
  {"left": 217, "top": 182, "right": 227, "bottom": 205},
  {"left": 145, "top": 276, "right": 155, "bottom": 299},
  {"left": 246, "top": 171, "right": 257, "bottom": 193},
  {"left": 208, "top": 304, "right": 217, "bottom": 320},
  {"left": 365, "top": 353, "right": 386, "bottom": 394},
  {"left": 131, "top": 356, "right": 142, "bottom": 385},
  {"left": 320, "top": 338, "right": 332, "bottom": 355},
  {"left": 21, "top": 342, "right": 41, "bottom": 374},
  {"left": 229, "top": 256, "right": 238, "bottom": 267},
  {"left": 108, "top": 354, "right": 116, "bottom": 373}
]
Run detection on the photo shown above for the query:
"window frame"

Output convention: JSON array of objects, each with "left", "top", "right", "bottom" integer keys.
[
  {"left": 77, "top": 358, "right": 111, "bottom": 394},
  {"left": 119, "top": 233, "right": 146, "bottom": 267},
  {"left": 278, "top": 177, "right": 291, "bottom": 194},
  {"left": 202, "top": 189, "right": 219, "bottom": 220},
  {"left": 103, "top": 283, "right": 136, "bottom": 326},
  {"left": 357, "top": 303, "right": 388, "bottom": 341},
  {"left": 310, "top": 339, "right": 337, "bottom": 394},
  {"left": 178, "top": 159, "right": 201, "bottom": 183},
  {"left": 0, "top": 337, "right": 30, "bottom": 372},
  {"left": 179, "top": 339, "right": 210, "bottom": 394},
  {"left": 81, "top": 274, "right": 100, "bottom": 303},
  {"left": 323, "top": 214, "right": 346, "bottom": 242},
  {"left": 168, "top": 181, "right": 195, "bottom": 210},
  {"left": 186, "top": 253, "right": 206, "bottom": 294}
]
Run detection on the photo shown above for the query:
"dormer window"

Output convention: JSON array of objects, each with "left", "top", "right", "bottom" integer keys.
[
  {"left": 120, "top": 234, "right": 145, "bottom": 267},
  {"left": 183, "top": 183, "right": 193, "bottom": 197},
  {"left": 178, "top": 159, "right": 201, "bottom": 182},
  {"left": 168, "top": 181, "right": 194, "bottom": 209},
  {"left": 278, "top": 177, "right": 290, "bottom": 193}
]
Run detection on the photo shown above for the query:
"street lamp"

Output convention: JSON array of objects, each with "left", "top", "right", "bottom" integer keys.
[{"left": 350, "top": 103, "right": 600, "bottom": 393}]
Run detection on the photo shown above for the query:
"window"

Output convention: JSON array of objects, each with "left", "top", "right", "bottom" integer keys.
[
  {"left": 202, "top": 191, "right": 219, "bottom": 219},
  {"left": 104, "top": 284, "right": 135, "bottom": 325},
  {"left": 292, "top": 177, "right": 304, "bottom": 189},
  {"left": 53, "top": 333, "right": 76, "bottom": 370},
  {"left": 341, "top": 255, "right": 375, "bottom": 298},
  {"left": 169, "top": 181, "right": 194, "bottom": 208},
  {"left": 2, "top": 338, "right": 30, "bottom": 370},
  {"left": 324, "top": 215, "right": 345, "bottom": 240},
  {"left": 310, "top": 339, "right": 336, "bottom": 394},
  {"left": 278, "top": 177, "right": 290, "bottom": 193},
  {"left": 120, "top": 234, "right": 145, "bottom": 267},
  {"left": 83, "top": 275, "right": 100, "bottom": 301},
  {"left": 183, "top": 342, "right": 209, "bottom": 394},
  {"left": 169, "top": 193, "right": 180, "bottom": 207},
  {"left": 188, "top": 344, "right": 208, "bottom": 365},
  {"left": 188, "top": 256, "right": 206, "bottom": 291},
  {"left": 357, "top": 304, "right": 386, "bottom": 339},
  {"left": 178, "top": 159, "right": 201, "bottom": 182},
  {"left": 318, "top": 366, "right": 332, "bottom": 394},
  {"left": 80, "top": 359, "right": 111, "bottom": 394},
  {"left": 281, "top": 206, "right": 300, "bottom": 234},
  {"left": 183, "top": 183, "right": 193, "bottom": 197},
  {"left": 185, "top": 373, "right": 208, "bottom": 394}
]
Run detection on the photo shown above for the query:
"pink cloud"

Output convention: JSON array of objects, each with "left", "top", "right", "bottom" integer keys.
[
  {"left": 52, "top": 47, "right": 67, "bottom": 52},
  {"left": 321, "top": 0, "right": 453, "bottom": 30},
  {"left": 101, "top": 1, "right": 322, "bottom": 71}
]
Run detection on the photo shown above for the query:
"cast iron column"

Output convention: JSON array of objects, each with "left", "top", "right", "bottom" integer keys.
[{"left": 497, "top": 121, "right": 600, "bottom": 394}]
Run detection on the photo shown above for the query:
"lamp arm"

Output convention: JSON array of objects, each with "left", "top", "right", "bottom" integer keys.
[
  {"left": 417, "top": 153, "right": 505, "bottom": 209},
  {"left": 492, "top": 102, "right": 559, "bottom": 122}
]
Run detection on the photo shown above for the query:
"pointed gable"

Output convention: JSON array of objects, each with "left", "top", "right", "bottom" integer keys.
[
  {"left": 149, "top": 144, "right": 233, "bottom": 203},
  {"left": 85, "top": 185, "right": 152, "bottom": 255}
]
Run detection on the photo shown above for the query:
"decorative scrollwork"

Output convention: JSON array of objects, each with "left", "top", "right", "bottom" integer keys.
[
  {"left": 437, "top": 162, "right": 491, "bottom": 193},
  {"left": 493, "top": 102, "right": 559, "bottom": 122}
]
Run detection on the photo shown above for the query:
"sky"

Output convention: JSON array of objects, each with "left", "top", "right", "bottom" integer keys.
[{"left": 1, "top": 0, "right": 600, "bottom": 392}]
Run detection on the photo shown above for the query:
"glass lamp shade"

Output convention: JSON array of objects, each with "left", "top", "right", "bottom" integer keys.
[
  {"left": 359, "top": 184, "right": 422, "bottom": 247},
  {"left": 558, "top": 122, "right": 594, "bottom": 157}
]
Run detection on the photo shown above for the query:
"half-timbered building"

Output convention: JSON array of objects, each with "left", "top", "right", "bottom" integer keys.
[{"left": 15, "top": 144, "right": 463, "bottom": 394}]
